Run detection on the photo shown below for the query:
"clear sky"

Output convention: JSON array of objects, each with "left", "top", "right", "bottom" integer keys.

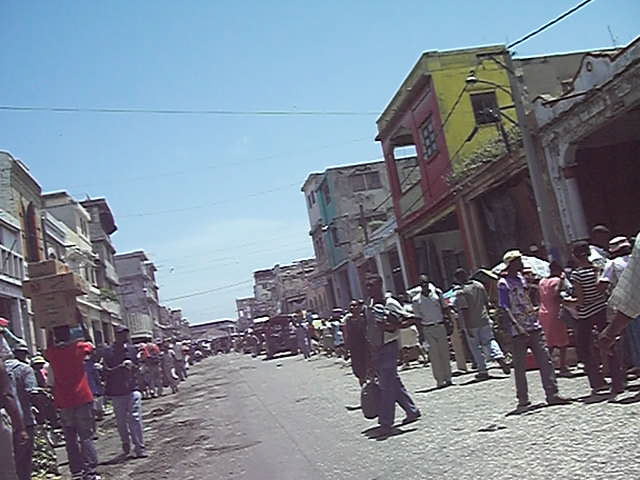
[{"left": 1, "top": 1, "right": 638, "bottom": 324}]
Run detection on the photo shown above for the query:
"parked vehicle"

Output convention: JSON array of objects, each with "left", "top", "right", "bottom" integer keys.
[{"left": 264, "top": 314, "right": 298, "bottom": 359}]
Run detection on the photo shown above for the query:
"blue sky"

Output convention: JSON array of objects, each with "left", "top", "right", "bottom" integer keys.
[{"left": 1, "top": 1, "right": 638, "bottom": 323}]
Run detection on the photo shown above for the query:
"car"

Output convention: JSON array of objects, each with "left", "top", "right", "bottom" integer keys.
[{"left": 264, "top": 314, "right": 298, "bottom": 359}]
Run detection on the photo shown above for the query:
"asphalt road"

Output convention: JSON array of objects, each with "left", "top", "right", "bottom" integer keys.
[{"left": 96, "top": 352, "right": 640, "bottom": 480}]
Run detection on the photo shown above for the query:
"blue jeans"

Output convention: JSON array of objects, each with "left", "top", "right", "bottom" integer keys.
[
  {"left": 60, "top": 402, "right": 98, "bottom": 479},
  {"left": 110, "top": 391, "right": 145, "bottom": 454},
  {"left": 466, "top": 324, "right": 505, "bottom": 374},
  {"left": 373, "top": 341, "right": 419, "bottom": 428}
]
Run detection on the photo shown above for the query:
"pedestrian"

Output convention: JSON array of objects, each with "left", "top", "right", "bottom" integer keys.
[
  {"left": 599, "top": 236, "right": 640, "bottom": 369},
  {"left": 146, "top": 340, "right": 162, "bottom": 398},
  {"left": 345, "top": 300, "right": 369, "bottom": 385},
  {"left": 160, "top": 341, "right": 178, "bottom": 394},
  {"left": 448, "top": 283, "right": 468, "bottom": 375},
  {"left": 294, "top": 311, "right": 311, "bottom": 360},
  {"left": 600, "top": 233, "right": 640, "bottom": 354},
  {"left": 173, "top": 340, "right": 187, "bottom": 381},
  {"left": 537, "top": 261, "right": 572, "bottom": 376},
  {"left": 571, "top": 241, "right": 625, "bottom": 395},
  {"left": 45, "top": 319, "right": 100, "bottom": 480},
  {"left": 102, "top": 326, "right": 147, "bottom": 459},
  {"left": 498, "top": 250, "right": 569, "bottom": 410},
  {"left": 589, "top": 224, "right": 611, "bottom": 272},
  {"left": 412, "top": 274, "right": 452, "bottom": 388},
  {"left": 454, "top": 268, "right": 510, "bottom": 381},
  {"left": 5, "top": 343, "right": 38, "bottom": 480},
  {"left": 30, "top": 355, "right": 48, "bottom": 389},
  {"left": 365, "top": 275, "right": 420, "bottom": 437},
  {"left": 1, "top": 357, "right": 28, "bottom": 480},
  {"left": 85, "top": 349, "right": 105, "bottom": 421}
]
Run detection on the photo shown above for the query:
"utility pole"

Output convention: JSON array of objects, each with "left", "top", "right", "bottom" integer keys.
[{"left": 502, "top": 51, "right": 561, "bottom": 260}]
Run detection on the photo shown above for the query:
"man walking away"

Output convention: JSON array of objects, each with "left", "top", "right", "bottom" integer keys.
[
  {"left": 498, "top": 251, "right": 569, "bottom": 411},
  {"left": 6, "top": 343, "right": 38, "bottom": 480},
  {"left": 365, "top": 275, "right": 420, "bottom": 437},
  {"left": 45, "top": 320, "right": 99, "bottom": 480},
  {"left": 1, "top": 358, "right": 28, "bottom": 480},
  {"left": 345, "top": 300, "right": 369, "bottom": 386},
  {"left": 454, "top": 269, "right": 510, "bottom": 380},
  {"left": 102, "top": 326, "right": 147, "bottom": 459},
  {"left": 412, "top": 275, "right": 452, "bottom": 388}
]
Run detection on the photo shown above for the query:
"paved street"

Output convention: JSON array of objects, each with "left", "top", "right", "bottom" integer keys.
[{"left": 96, "top": 353, "right": 640, "bottom": 480}]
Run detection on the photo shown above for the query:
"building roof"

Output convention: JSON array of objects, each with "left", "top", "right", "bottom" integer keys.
[
  {"left": 376, "top": 44, "right": 506, "bottom": 136},
  {"left": 114, "top": 250, "right": 149, "bottom": 262},
  {"left": 80, "top": 198, "right": 118, "bottom": 235},
  {"left": 301, "top": 159, "right": 386, "bottom": 191}
]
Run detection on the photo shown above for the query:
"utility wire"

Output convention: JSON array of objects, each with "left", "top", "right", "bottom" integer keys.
[
  {"left": 507, "top": 0, "right": 595, "bottom": 49},
  {"left": 0, "top": 105, "right": 379, "bottom": 116},
  {"left": 68, "top": 136, "right": 371, "bottom": 190},
  {"left": 119, "top": 182, "right": 300, "bottom": 218},
  {"left": 162, "top": 279, "right": 254, "bottom": 302}
]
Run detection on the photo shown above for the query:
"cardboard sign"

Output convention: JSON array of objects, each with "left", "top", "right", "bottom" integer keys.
[
  {"left": 33, "top": 302, "right": 79, "bottom": 329},
  {"left": 23, "top": 272, "right": 89, "bottom": 298},
  {"left": 27, "top": 260, "right": 70, "bottom": 279}
]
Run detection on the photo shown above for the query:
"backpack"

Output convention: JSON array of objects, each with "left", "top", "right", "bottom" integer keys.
[{"left": 364, "top": 304, "right": 385, "bottom": 349}]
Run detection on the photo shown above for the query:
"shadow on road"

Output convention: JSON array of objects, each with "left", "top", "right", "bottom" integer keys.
[
  {"left": 610, "top": 392, "right": 640, "bottom": 405},
  {"left": 458, "top": 375, "right": 510, "bottom": 387},
  {"left": 361, "top": 425, "right": 418, "bottom": 441}
]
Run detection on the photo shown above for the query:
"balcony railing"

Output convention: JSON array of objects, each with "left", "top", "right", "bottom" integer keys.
[{"left": 0, "top": 245, "right": 24, "bottom": 281}]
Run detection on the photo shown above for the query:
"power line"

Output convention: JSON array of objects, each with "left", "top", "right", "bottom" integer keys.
[
  {"left": 507, "top": 0, "right": 595, "bottom": 49},
  {"left": 151, "top": 231, "right": 303, "bottom": 265},
  {"left": 67, "top": 136, "right": 371, "bottom": 190},
  {"left": 0, "top": 105, "right": 379, "bottom": 116},
  {"left": 162, "top": 279, "right": 254, "bottom": 302},
  {"left": 119, "top": 182, "right": 300, "bottom": 218}
]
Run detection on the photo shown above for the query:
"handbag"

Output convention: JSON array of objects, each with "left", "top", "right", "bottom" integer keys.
[{"left": 360, "top": 378, "right": 380, "bottom": 420}]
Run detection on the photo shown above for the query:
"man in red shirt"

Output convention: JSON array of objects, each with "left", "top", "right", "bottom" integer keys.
[{"left": 45, "top": 319, "right": 99, "bottom": 480}]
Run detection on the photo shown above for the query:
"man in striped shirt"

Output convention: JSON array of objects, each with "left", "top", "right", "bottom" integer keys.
[{"left": 570, "top": 241, "right": 624, "bottom": 395}]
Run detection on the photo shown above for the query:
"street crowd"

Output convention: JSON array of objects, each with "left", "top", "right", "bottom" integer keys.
[
  {"left": 0, "top": 319, "right": 205, "bottom": 480},
  {"left": 252, "top": 226, "right": 640, "bottom": 438},
  {"left": 1, "top": 225, "right": 638, "bottom": 480}
]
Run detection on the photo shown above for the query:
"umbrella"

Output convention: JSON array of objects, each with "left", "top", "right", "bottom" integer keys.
[{"left": 492, "top": 255, "right": 550, "bottom": 278}]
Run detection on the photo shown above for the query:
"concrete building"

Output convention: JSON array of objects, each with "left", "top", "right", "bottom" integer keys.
[
  {"left": 114, "top": 251, "right": 160, "bottom": 341},
  {"left": 272, "top": 259, "right": 316, "bottom": 314},
  {"left": 0, "top": 152, "right": 45, "bottom": 349},
  {"left": 42, "top": 192, "right": 113, "bottom": 344},
  {"left": 302, "top": 160, "right": 396, "bottom": 309},
  {"left": 80, "top": 198, "right": 123, "bottom": 335},
  {"left": 253, "top": 268, "right": 277, "bottom": 317},
  {"left": 376, "top": 45, "right": 615, "bottom": 283},
  {"left": 532, "top": 37, "right": 640, "bottom": 257},
  {"left": 235, "top": 297, "right": 256, "bottom": 331},
  {"left": 250, "top": 258, "right": 317, "bottom": 317}
]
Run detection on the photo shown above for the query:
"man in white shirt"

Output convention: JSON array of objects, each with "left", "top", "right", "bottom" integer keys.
[
  {"left": 601, "top": 234, "right": 640, "bottom": 353},
  {"left": 412, "top": 275, "right": 452, "bottom": 388}
]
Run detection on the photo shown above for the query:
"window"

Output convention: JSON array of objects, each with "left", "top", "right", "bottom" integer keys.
[
  {"left": 365, "top": 172, "right": 382, "bottom": 189},
  {"left": 470, "top": 92, "right": 498, "bottom": 125},
  {"left": 310, "top": 191, "right": 316, "bottom": 204},
  {"left": 306, "top": 195, "right": 312, "bottom": 209},
  {"left": 421, "top": 117, "right": 438, "bottom": 159},
  {"left": 331, "top": 226, "right": 340, "bottom": 245},
  {"left": 321, "top": 181, "right": 331, "bottom": 204},
  {"left": 349, "top": 174, "right": 366, "bottom": 192},
  {"left": 349, "top": 172, "right": 382, "bottom": 192}
]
